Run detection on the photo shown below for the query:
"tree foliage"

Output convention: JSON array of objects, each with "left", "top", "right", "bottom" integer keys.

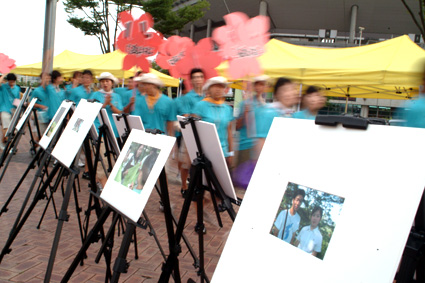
[
  {"left": 63, "top": 0, "right": 210, "bottom": 54},
  {"left": 275, "top": 182, "right": 345, "bottom": 260},
  {"left": 401, "top": 0, "right": 425, "bottom": 41}
]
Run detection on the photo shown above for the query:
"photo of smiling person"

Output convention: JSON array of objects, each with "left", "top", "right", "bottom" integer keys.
[
  {"left": 271, "top": 188, "right": 305, "bottom": 244},
  {"left": 294, "top": 206, "right": 324, "bottom": 257}
]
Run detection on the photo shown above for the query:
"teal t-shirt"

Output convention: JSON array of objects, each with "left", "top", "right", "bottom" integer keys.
[
  {"left": 180, "top": 89, "right": 204, "bottom": 115},
  {"left": 69, "top": 85, "right": 93, "bottom": 105},
  {"left": 403, "top": 97, "right": 425, "bottom": 128},
  {"left": 0, "top": 83, "right": 20, "bottom": 114},
  {"left": 193, "top": 100, "right": 234, "bottom": 157},
  {"left": 237, "top": 96, "right": 265, "bottom": 151},
  {"left": 91, "top": 91, "right": 123, "bottom": 137},
  {"left": 132, "top": 93, "right": 176, "bottom": 134},
  {"left": 256, "top": 106, "right": 282, "bottom": 138},
  {"left": 292, "top": 109, "right": 316, "bottom": 120},
  {"left": 115, "top": 87, "right": 134, "bottom": 107}
]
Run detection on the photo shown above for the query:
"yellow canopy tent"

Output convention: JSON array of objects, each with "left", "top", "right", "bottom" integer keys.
[
  {"left": 217, "top": 35, "right": 424, "bottom": 99},
  {"left": 14, "top": 50, "right": 179, "bottom": 87}
]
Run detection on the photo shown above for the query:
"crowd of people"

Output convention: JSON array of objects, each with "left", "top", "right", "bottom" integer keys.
[{"left": 0, "top": 68, "right": 327, "bottom": 187}]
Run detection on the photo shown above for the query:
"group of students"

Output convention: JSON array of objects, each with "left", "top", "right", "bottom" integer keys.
[
  {"left": 271, "top": 189, "right": 324, "bottom": 257},
  {"left": 0, "top": 68, "right": 327, "bottom": 189}
]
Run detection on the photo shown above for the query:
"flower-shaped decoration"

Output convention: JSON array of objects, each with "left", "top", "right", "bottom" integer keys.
[
  {"left": 156, "top": 36, "right": 195, "bottom": 78},
  {"left": 116, "top": 11, "right": 164, "bottom": 72},
  {"left": 212, "top": 12, "right": 269, "bottom": 79},
  {"left": 176, "top": 38, "right": 223, "bottom": 90},
  {"left": 0, "top": 53, "right": 16, "bottom": 74}
]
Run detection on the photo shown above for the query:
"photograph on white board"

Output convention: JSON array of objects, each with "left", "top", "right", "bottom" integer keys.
[
  {"left": 46, "top": 107, "right": 66, "bottom": 137},
  {"left": 270, "top": 182, "right": 345, "bottom": 260},
  {"left": 113, "top": 142, "right": 160, "bottom": 194},
  {"left": 15, "top": 97, "right": 37, "bottom": 132},
  {"left": 72, "top": 118, "right": 84, "bottom": 133},
  {"left": 100, "top": 129, "right": 175, "bottom": 223},
  {"left": 51, "top": 99, "right": 103, "bottom": 168},
  {"left": 39, "top": 101, "right": 73, "bottom": 150}
]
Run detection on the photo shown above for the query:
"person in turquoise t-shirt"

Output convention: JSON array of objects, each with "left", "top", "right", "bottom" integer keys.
[
  {"left": 64, "top": 71, "right": 82, "bottom": 100},
  {"left": 131, "top": 73, "right": 175, "bottom": 136},
  {"left": 235, "top": 75, "right": 269, "bottom": 166},
  {"left": 69, "top": 70, "right": 94, "bottom": 105},
  {"left": 115, "top": 76, "right": 135, "bottom": 108},
  {"left": 293, "top": 86, "right": 326, "bottom": 120},
  {"left": 0, "top": 73, "right": 21, "bottom": 143},
  {"left": 176, "top": 69, "right": 205, "bottom": 197},
  {"left": 179, "top": 68, "right": 205, "bottom": 115},
  {"left": 193, "top": 76, "right": 234, "bottom": 167},
  {"left": 91, "top": 72, "right": 123, "bottom": 138},
  {"left": 45, "top": 70, "right": 65, "bottom": 121}
]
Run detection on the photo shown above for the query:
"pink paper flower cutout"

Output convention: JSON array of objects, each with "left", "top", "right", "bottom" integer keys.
[
  {"left": 212, "top": 12, "right": 269, "bottom": 79},
  {"left": 0, "top": 53, "right": 16, "bottom": 74},
  {"left": 116, "top": 12, "right": 164, "bottom": 72},
  {"left": 156, "top": 36, "right": 195, "bottom": 78},
  {"left": 176, "top": 38, "right": 223, "bottom": 90}
]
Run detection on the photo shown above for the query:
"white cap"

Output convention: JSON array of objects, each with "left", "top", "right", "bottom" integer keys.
[
  {"left": 96, "top": 72, "right": 118, "bottom": 84},
  {"left": 252, "top": 74, "right": 270, "bottom": 83},
  {"left": 202, "top": 76, "right": 229, "bottom": 93},
  {"left": 135, "top": 73, "right": 164, "bottom": 87}
]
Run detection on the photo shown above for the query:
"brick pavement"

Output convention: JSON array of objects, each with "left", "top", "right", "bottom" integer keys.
[{"left": 0, "top": 133, "right": 245, "bottom": 282}]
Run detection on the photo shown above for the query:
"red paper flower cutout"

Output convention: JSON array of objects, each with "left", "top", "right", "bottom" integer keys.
[
  {"left": 116, "top": 12, "right": 164, "bottom": 72},
  {"left": 212, "top": 12, "right": 269, "bottom": 79},
  {"left": 176, "top": 38, "right": 223, "bottom": 90},
  {"left": 156, "top": 36, "right": 194, "bottom": 78},
  {"left": 0, "top": 53, "right": 16, "bottom": 74}
]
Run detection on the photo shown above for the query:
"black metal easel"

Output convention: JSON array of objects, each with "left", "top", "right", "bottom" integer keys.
[{"left": 159, "top": 116, "right": 238, "bottom": 283}]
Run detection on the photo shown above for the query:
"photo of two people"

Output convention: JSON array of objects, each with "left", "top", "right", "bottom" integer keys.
[
  {"left": 114, "top": 142, "right": 161, "bottom": 194},
  {"left": 270, "top": 182, "right": 345, "bottom": 260}
]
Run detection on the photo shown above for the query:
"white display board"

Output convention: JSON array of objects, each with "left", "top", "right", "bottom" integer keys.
[
  {"left": 112, "top": 113, "right": 145, "bottom": 139},
  {"left": 212, "top": 118, "right": 425, "bottom": 283},
  {"left": 15, "top": 98, "right": 37, "bottom": 132},
  {"left": 51, "top": 99, "right": 103, "bottom": 168},
  {"left": 177, "top": 116, "right": 237, "bottom": 201},
  {"left": 6, "top": 88, "right": 31, "bottom": 137},
  {"left": 100, "top": 129, "right": 175, "bottom": 223},
  {"left": 98, "top": 109, "right": 120, "bottom": 156},
  {"left": 39, "top": 101, "right": 73, "bottom": 150}
]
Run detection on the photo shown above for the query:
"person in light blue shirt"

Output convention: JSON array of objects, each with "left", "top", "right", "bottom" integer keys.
[
  {"left": 193, "top": 76, "right": 234, "bottom": 166},
  {"left": 235, "top": 75, "right": 269, "bottom": 166},
  {"left": 0, "top": 73, "right": 21, "bottom": 143},
  {"left": 91, "top": 72, "right": 123, "bottom": 138},
  {"left": 69, "top": 70, "right": 94, "bottom": 105},
  {"left": 293, "top": 86, "right": 326, "bottom": 120},
  {"left": 115, "top": 76, "right": 135, "bottom": 108},
  {"left": 271, "top": 188, "right": 305, "bottom": 244},
  {"left": 131, "top": 73, "right": 175, "bottom": 136},
  {"left": 179, "top": 68, "right": 205, "bottom": 115},
  {"left": 45, "top": 70, "right": 65, "bottom": 121},
  {"left": 64, "top": 71, "right": 82, "bottom": 100}
]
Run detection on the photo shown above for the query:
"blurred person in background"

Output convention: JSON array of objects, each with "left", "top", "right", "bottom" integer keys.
[
  {"left": 293, "top": 86, "right": 326, "bottom": 120},
  {"left": 403, "top": 63, "right": 425, "bottom": 128},
  {"left": 0, "top": 73, "right": 20, "bottom": 147},
  {"left": 132, "top": 73, "right": 175, "bottom": 136},
  {"left": 69, "top": 69, "right": 95, "bottom": 105},
  {"left": 235, "top": 75, "right": 269, "bottom": 167},
  {"left": 193, "top": 76, "right": 234, "bottom": 167}
]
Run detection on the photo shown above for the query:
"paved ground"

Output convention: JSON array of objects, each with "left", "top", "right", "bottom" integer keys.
[{"left": 0, "top": 133, "right": 245, "bottom": 282}]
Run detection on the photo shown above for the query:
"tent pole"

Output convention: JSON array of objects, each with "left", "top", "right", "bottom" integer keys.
[{"left": 345, "top": 96, "right": 349, "bottom": 113}]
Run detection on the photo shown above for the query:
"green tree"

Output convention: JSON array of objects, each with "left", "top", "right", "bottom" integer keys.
[
  {"left": 63, "top": 0, "right": 210, "bottom": 54},
  {"left": 401, "top": 0, "right": 425, "bottom": 41}
]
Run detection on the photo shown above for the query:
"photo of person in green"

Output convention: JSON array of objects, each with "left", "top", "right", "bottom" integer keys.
[{"left": 114, "top": 142, "right": 161, "bottom": 194}]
